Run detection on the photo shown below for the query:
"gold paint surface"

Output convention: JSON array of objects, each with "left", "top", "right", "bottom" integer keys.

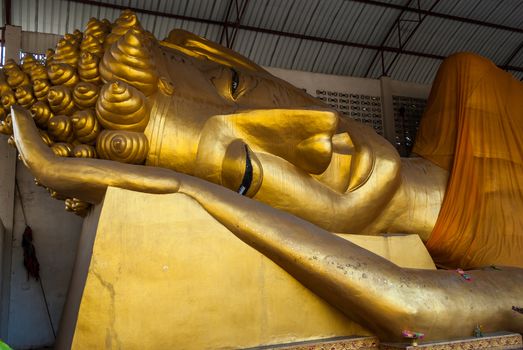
[
  {"left": 95, "top": 80, "right": 149, "bottom": 131},
  {"left": 10, "top": 106, "right": 523, "bottom": 342},
  {"left": 338, "top": 234, "right": 436, "bottom": 270},
  {"left": 72, "top": 188, "right": 370, "bottom": 349},
  {"left": 96, "top": 129, "right": 148, "bottom": 164},
  {"left": 5, "top": 9, "right": 523, "bottom": 343},
  {"left": 71, "top": 109, "right": 100, "bottom": 144}
]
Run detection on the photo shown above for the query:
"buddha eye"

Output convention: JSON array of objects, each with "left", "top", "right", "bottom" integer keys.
[
  {"left": 231, "top": 68, "right": 239, "bottom": 97},
  {"left": 206, "top": 66, "right": 249, "bottom": 101},
  {"left": 238, "top": 144, "right": 253, "bottom": 195}
]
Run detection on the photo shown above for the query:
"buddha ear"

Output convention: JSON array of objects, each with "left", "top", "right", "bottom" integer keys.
[{"left": 197, "top": 108, "right": 338, "bottom": 175}]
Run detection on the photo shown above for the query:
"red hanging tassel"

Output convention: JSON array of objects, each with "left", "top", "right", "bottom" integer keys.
[{"left": 22, "top": 226, "right": 40, "bottom": 281}]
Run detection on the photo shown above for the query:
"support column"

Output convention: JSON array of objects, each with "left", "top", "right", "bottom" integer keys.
[
  {"left": 0, "top": 24, "right": 21, "bottom": 341},
  {"left": 380, "top": 76, "right": 396, "bottom": 146},
  {"left": 4, "top": 25, "right": 21, "bottom": 62}
]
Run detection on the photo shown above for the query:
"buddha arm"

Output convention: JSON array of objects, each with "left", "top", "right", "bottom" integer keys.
[
  {"left": 179, "top": 177, "right": 523, "bottom": 341},
  {"left": 11, "top": 105, "right": 523, "bottom": 341}
]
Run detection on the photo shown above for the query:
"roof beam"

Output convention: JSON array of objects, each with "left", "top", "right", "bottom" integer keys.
[
  {"left": 4, "top": 0, "right": 11, "bottom": 26},
  {"left": 364, "top": 0, "right": 414, "bottom": 77},
  {"left": 383, "top": 0, "right": 442, "bottom": 76},
  {"left": 219, "top": 0, "right": 250, "bottom": 49},
  {"left": 64, "top": 0, "right": 523, "bottom": 73},
  {"left": 348, "top": 0, "right": 523, "bottom": 34},
  {"left": 502, "top": 41, "right": 523, "bottom": 68},
  {"left": 219, "top": 0, "right": 235, "bottom": 46}
]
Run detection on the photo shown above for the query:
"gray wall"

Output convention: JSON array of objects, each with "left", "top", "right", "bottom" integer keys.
[{"left": 0, "top": 135, "right": 83, "bottom": 349}]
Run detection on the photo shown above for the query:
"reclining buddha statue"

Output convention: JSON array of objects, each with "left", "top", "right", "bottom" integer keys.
[{"left": 2, "top": 9, "right": 523, "bottom": 344}]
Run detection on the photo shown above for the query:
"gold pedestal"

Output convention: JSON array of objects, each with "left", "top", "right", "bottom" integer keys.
[
  {"left": 380, "top": 332, "right": 523, "bottom": 350},
  {"left": 57, "top": 187, "right": 436, "bottom": 349},
  {"left": 252, "top": 336, "right": 380, "bottom": 349}
]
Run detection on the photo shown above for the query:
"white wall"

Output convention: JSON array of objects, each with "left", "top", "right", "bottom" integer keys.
[
  {"left": 390, "top": 79, "right": 432, "bottom": 99},
  {"left": 266, "top": 66, "right": 432, "bottom": 147},
  {"left": 0, "top": 136, "right": 16, "bottom": 343},
  {"left": 0, "top": 27, "right": 83, "bottom": 349},
  {"left": 21, "top": 31, "right": 61, "bottom": 55},
  {"left": 6, "top": 162, "right": 83, "bottom": 349},
  {"left": 266, "top": 66, "right": 382, "bottom": 96}
]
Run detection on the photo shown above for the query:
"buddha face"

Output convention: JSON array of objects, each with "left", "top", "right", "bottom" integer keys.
[
  {"left": 8, "top": 15, "right": 401, "bottom": 233},
  {"left": 139, "top": 34, "right": 402, "bottom": 233}
]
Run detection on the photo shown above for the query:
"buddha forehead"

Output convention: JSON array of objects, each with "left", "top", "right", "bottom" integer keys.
[{"left": 157, "top": 43, "right": 322, "bottom": 112}]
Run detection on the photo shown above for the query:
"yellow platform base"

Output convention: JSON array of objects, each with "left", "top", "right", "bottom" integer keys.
[
  {"left": 56, "top": 187, "right": 437, "bottom": 349},
  {"left": 380, "top": 332, "right": 522, "bottom": 349},
  {"left": 251, "top": 336, "right": 379, "bottom": 349}
]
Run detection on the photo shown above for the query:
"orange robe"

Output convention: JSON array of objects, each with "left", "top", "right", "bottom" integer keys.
[{"left": 414, "top": 52, "right": 523, "bottom": 269}]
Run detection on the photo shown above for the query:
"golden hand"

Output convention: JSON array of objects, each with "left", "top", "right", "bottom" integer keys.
[{"left": 11, "top": 105, "right": 181, "bottom": 203}]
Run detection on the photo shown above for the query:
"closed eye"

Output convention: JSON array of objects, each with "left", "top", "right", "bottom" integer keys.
[
  {"left": 205, "top": 65, "right": 254, "bottom": 102},
  {"left": 231, "top": 68, "right": 240, "bottom": 97}
]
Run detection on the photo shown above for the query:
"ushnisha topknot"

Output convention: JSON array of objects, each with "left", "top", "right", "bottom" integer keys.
[
  {"left": 78, "top": 52, "right": 101, "bottom": 84},
  {"left": 33, "top": 79, "right": 51, "bottom": 102},
  {"left": 48, "top": 63, "right": 79, "bottom": 88},
  {"left": 47, "top": 85, "right": 75, "bottom": 115},
  {"left": 73, "top": 82, "right": 100, "bottom": 109},
  {"left": 30, "top": 101, "right": 54, "bottom": 127},
  {"left": 15, "top": 85, "right": 36, "bottom": 109},
  {"left": 84, "top": 17, "right": 110, "bottom": 44},
  {"left": 0, "top": 9, "right": 159, "bottom": 213},
  {"left": 100, "top": 26, "right": 158, "bottom": 96},
  {"left": 71, "top": 109, "right": 100, "bottom": 145},
  {"left": 53, "top": 38, "right": 80, "bottom": 66},
  {"left": 0, "top": 9, "right": 159, "bottom": 214},
  {"left": 95, "top": 80, "right": 149, "bottom": 132},
  {"left": 80, "top": 34, "right": 104, "bottom": 57},
  {"left": 103, "top": 9, "right": 139, "bottom": 50},
  {"left": 96, "top": 129, "right": 149, "bottom": 164}
]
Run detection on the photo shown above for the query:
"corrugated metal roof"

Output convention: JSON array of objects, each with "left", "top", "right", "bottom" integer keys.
[{"left": 7, "top": 0, "right": 523, "bottom": 83}]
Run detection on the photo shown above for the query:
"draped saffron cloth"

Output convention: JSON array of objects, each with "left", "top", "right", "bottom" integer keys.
[{"left": 413, "top": 52, "right": 523, "bottom": 269}]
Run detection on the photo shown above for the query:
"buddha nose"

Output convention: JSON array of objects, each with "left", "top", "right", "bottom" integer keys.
[
  {"left": 208, "top": 108, "right": 338, "bottom": 174},
  {"left": 295, "top": 133, "right": 333, "bottom": 174}
]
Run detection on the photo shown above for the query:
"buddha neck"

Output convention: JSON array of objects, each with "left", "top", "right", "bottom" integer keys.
[{"left": 375, "top": 157, "right": 449, "bottom": 241}]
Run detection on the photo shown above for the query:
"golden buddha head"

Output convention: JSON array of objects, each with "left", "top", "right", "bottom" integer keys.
[{"left": 6, "top": 10, "right": 407, "bottom": 234}]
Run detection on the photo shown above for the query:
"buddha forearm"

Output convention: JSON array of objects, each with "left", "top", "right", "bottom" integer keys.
[
  {"left": 178, "top": 178, "right": 523, "bottom": 341},
  {"left": 12, "top": 104, "right": 523, "bottom": 340}
]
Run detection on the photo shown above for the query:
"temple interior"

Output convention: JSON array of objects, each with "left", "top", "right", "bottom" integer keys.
[{"left": 0, "top": 1, "right": 522, "bottom": 349}]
